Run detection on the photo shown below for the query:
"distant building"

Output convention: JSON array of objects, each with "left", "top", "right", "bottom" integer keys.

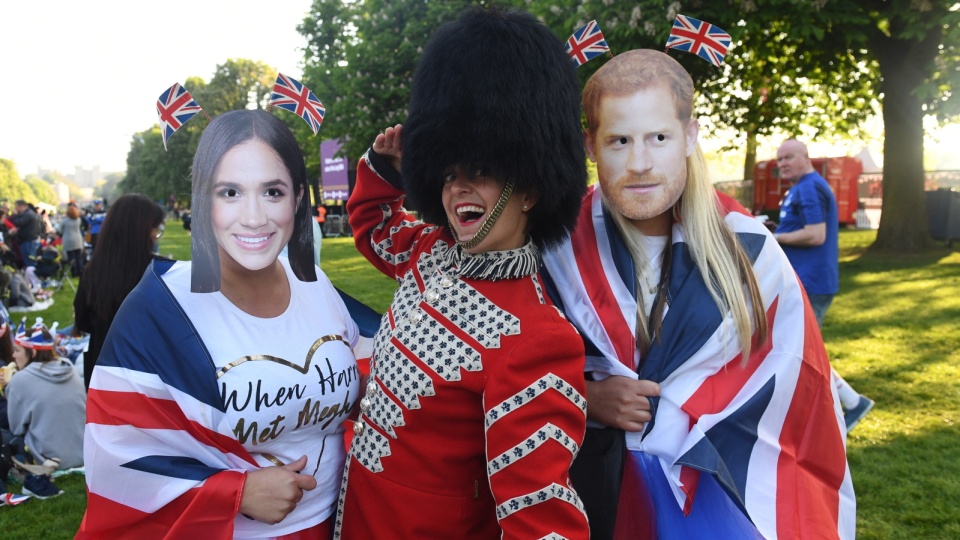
[
  {"left": 72, "top": 165, "right": 102, "bottom": 188},
  {"left": 55, "top": 182, "right": 70, "bottom": 205}
]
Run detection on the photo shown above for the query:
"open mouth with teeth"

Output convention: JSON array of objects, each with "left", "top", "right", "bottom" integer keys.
[
  {"left": 452, "top": 203, "right": 487, "bottom": 240},
  {"left": 456, "top": 204, "right": 486, "bottom": 225}
]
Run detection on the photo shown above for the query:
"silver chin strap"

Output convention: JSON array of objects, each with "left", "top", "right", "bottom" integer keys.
[{"left": 451, "top": 179, "right": 515, "bottom": 251}]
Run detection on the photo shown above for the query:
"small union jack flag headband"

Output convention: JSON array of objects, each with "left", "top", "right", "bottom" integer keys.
[
  {"left": 269, "top": 73, "right": 326, "bottom": 135},
  {"left": 566, "top": 20, "right": 611, "bottom": 67},
  {"left": 157, "top": 82, "right": 205, "bottom": 151},
  {"left": 665, "top": 15, "right": 732, "bottom": 67},
  {"left": 14, "top": 317, "right": 56, "bottom": 351}
]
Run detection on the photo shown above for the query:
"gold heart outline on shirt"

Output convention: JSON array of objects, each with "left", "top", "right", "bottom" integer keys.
[{"left": 215, "top": 334, "right": 347, "bottom": 379}]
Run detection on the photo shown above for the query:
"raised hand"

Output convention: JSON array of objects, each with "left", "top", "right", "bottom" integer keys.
[{"left": 373, "top": 124, "right": 403, "bottom": 172}]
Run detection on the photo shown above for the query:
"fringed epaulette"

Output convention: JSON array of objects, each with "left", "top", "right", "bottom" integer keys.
[{"left": 443, "top": 241, "right": 540, "bottom": 281}]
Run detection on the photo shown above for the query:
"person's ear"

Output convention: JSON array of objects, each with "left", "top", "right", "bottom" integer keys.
[{"left": 520, "top": 192, "right": 539, "bottom": 212}]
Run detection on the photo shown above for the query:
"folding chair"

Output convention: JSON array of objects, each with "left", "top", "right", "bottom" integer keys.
[
  {"left": 54, "top": 255, "right": 76, "bottom": 292},
  {"left": 33, "top": 246, "right": 74, "bottom": 293}
]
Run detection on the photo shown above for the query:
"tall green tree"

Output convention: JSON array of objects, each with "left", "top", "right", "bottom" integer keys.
[
  {"left": 120, "top": 123, "right": 194, "bottom": 203},
  {"left": 194, "top": 59, "right": 276, "bottom": 115},
  {"left": 0, "top": 159, "right": 38, "bottom": 203},
  {"left": 846, "top": 0, "right": 959, "bottom": 251},
  {"left": 298, "top": 0, "right": 481, "bottom": 162}
]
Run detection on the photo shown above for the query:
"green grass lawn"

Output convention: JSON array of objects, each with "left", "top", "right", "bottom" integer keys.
[
  {"left": 1, "top": 224, "right": 958, "bottom": 538},
  {"left": 827, "top": 231, "right": 960, "bottom": 539}
]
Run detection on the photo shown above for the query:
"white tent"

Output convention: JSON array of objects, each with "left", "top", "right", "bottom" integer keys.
[
  {"left": 855, "top": 147, "right": 882, "bottom": 174},
  {"left": 36, "top": 201, "right": 57, "bottom": 214}
]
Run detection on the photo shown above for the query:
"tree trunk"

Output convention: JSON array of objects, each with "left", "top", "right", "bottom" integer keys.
[
  {"left": 870, "top": 30, "right": 938, "bottom": 252},
  {"left": 742, "top": 131, "right": 758, "bottom": 182}
]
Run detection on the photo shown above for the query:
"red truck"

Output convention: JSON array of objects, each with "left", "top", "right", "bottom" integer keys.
[{"left": 752, "top": 156, "right": 863, "bottom": 226}]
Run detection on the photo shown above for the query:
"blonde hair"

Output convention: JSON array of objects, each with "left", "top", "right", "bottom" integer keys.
[{"left": 591, "top": 50, "right": 767, "bottom": 359}]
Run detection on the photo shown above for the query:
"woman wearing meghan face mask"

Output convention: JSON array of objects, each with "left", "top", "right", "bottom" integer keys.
[{"left": 80, "top": 109, "right": 359, "bottom": 540}]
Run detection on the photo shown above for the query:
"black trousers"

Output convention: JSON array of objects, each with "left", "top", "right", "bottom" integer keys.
[{"left": 570, "top": 427, "right": 627, "bottom": 540}]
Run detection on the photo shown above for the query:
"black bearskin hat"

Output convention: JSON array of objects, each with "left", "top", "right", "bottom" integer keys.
[{"left": 402, "top": 6, "right": 587, "bottom": 250}]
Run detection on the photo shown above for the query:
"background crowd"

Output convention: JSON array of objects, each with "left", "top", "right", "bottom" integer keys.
[{"left": 0, "top": 193, "right": 183, "bottom": 504}]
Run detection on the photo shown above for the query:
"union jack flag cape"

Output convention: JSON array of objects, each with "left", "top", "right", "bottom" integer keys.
[
  {"left": 79, "top": 259, "right": 256, "bottom": 539},
  {"left": 665, "top": 15, "right": 732, "bottom": 67},
  {"left": 542, "top": 186, "right": 856, "bottom": 539},
  {"left": 269, "top": 73, "right": 326, "bottom": 135},
  {"left": 566, "top": 20, "right": 611, "bottom": 67},
  {"left": 156, "top": 83, "right": 203, "bottom": 151}
]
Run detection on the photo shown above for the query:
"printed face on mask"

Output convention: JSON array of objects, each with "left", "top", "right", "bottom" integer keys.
[
  {"left": 211, "top": 140, "right": 300, "bottom": 275},
  {"left": 586, "top": 83, "right": 699, "bottom": 236}
]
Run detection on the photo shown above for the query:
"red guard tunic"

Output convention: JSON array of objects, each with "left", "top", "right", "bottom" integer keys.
[{"left": 336, "top": 152, "right": 589, "bottom": 539}]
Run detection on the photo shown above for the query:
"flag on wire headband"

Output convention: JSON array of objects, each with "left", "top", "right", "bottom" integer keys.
[
  {"left": 566, "top": 20, "right": 610, "bottom": 67},
  {"left": 269, "top": 73, "right": 326, "bottom": 135},
  {"left": 156, "top": 83, "right": 203, "bottom": 151},
  {"left": 665, "top": 14, "right": 732, "bottom": 67}
]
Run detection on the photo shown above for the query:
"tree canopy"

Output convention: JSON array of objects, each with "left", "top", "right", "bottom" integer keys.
[
  {"left": 0, "top": 159, "right": 45, "bottom": 204},
  {"left": 298, "top": 0, "right": 480, "bottom": 161},
  {"left": 842, "top": 0, "right": 959, "bottom": 251},
  {"left": 24, "top": 175, "right": 57, "bottom": 205}
]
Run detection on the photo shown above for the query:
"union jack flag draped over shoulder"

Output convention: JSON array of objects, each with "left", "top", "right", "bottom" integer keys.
[
  {"left": 565, "top": 20, "right": 610, "bottom": 67},
  {"left": 665, "top": 14, "right": 732, "bottom": 67},
  {"left": 269, "top": 73, "right": 326, "bottom": 135},
  {"left": 542, "top": 186, "right": 856, "bottom": 539},
  {"left": 79, "top": 260, "right": 256, "bottom": 538},
  {"left": 156, "top": 83, "right": 202, "bottom": 151}
]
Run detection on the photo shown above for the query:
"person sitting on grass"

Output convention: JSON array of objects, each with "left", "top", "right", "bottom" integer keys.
[{"left": 4, "top": 318, "right": 86, "bottom": 471}]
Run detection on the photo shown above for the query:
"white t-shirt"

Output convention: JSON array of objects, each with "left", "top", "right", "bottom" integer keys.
[
  {"left": 164, "top": 258, "right": 359, "bottom": 537},
  {"left": 638, "top": 234, "right": 669, "bottom": 317}
]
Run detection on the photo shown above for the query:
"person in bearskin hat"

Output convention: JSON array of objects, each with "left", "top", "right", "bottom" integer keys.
[{"left": 337, "top": 6, "right": 590, "bottom": 539}]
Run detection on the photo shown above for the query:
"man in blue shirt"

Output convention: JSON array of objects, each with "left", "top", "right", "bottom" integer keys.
[
  {"left": 85, "top": 199, "right": 107, "bottom": 250},
  {"left": 774, "top": 139, "right": 839, "bottom": 318},
  {"left": 774, "top": 138, "right": 874, "bottom": 431}
]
